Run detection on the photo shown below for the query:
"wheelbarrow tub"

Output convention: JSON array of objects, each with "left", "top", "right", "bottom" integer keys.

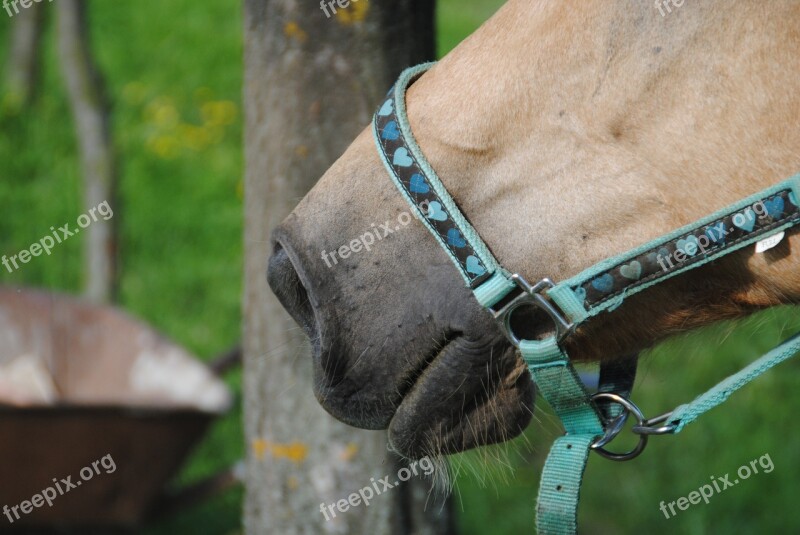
[
  {"left": 0, "top": 288, "right": 232, "bottom": 529},
  {"left": 0, "top": 406, "right": 213, "bottom": 529}
]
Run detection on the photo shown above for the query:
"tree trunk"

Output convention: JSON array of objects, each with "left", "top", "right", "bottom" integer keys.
[
  {"left": 4, "top": 0, "right": 44, "bottom": 110},
  {"left": 243, "top": 1, "right": 450, "bottom": 534},
  {"left": 56, "top": 0, "right": 118, "bottom": 303}
]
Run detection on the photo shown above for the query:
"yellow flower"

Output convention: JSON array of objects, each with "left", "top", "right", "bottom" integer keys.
[
  {"left": 202, "top": 101, "right": 237, "bottom": 126},
  {"left": 154, "top": 105, "right": 179, "bottom": 129},
  {"left": 147, "top": 135, "right": 180, "bottom": 159},
  {"left": 179, "top": 124, "right": 210, "bottom": 151},
  {"left": 336, "top": 0, "right": 369, "bottom": 25},
  {"left": 284, "top": 21, "right": 308, "bottom": 43}
]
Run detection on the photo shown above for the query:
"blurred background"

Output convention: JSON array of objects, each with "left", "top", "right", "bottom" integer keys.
[{"left": 1, "top": 0, "right": 799, "bottom": 533}]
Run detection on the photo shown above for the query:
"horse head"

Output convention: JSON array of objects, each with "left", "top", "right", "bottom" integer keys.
[{"left": 268, "top": 0, "right": 800, "bottom": 459}]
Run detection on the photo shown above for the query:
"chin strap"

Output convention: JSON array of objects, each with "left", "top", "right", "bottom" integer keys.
[{"left": 373, "top": 62, "right": 800, "bottom": 534}]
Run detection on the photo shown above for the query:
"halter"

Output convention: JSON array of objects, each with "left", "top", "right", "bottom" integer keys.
[{"left": 373, "top": 63, "right": 800, "bottom": 534}]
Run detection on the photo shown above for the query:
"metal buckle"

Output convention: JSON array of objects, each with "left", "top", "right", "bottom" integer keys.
[
  {"left": 490, "top": 275, "right": 574, "bottom": 347},
  {"left": 589, "top": 392, "right": 648, "bottom": 462}
]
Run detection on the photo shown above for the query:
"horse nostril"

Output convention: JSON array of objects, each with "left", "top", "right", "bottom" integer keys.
[{"left": 267, "top": 242, "right": 320, "bottom": 344}]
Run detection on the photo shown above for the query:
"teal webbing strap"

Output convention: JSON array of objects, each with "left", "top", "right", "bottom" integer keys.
[
  {"left": 548, "top": 177, "right": 800, "bottom": 324},
  {"left": 519, "top": 338, "right": 603, "bottom": 534},
  {"left": 536, "top": 436, "right": 595, "bottom": 535},
  {"left": 374, "top": 63, "right": 506, "bottom": 287},
  {"left": 474, "top": 271, "right": 516, "bottom": 308},
  {"left": 520, "top": 339, "right": 603, "bottom": 435},
  {"left": 666, "top": 331, "right": 800, "bottom": 433}
]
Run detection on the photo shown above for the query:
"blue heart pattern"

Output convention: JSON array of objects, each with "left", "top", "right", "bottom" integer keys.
[
  {"left": 676, "top": 236, "right": 699, "bottom": 257},
  {"left": 466, "top": 255, "right": 486, "bottom": 276},
  {"left": 426, "top": 201, "right": 448, "bottom": 221},
  {"left": 393, "top": 147, "right": 413, "bottom": 167},
  {"left": 591, "top": 274, "right": 614, "bottom": 294},
  {"left": 409, "top": 174, "right": 430, "bottom": 194},
  {"left": 374, "top": 90, "right": 489, "bottom": 284},
  {"left": 378, "top": 99, "right": 393, "bottom": 116},
  {"left": 381, "top": 121, "right": 400, "bottom": 141},
  {"left": 447, "top": 228, "right": 466, "bottom": 248},
  {"left": 376, "top": 81, "right": 800, "bottom": 292},
  {"left": 733, "top": 208, "right": 756, "bottom": 232},
  {"left": 620, "top": 260, "right": 642, "bottom": 280},
  {"left": 764, "top": 196, "right": 784, "bottom": 219},
  {"left": 574, "top": 286, "right": 587, "bottom": 303},
  {"left": 579, "top": 190, "right": 798, "bottom": 307}
]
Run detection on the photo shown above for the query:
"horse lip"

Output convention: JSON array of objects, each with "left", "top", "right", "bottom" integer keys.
[
  {"left": 310, "top": 336, "right": 460, "bottom": 431},
  {"left": 387, "top": 340, "right": 534, "bottom": 458},
  {"left": 395, "top": 335, "right": 460, "bottom": 401}
]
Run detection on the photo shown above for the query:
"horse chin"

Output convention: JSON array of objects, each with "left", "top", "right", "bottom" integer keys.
[{"left": 386, "top": 338, "right": 535, "bottom": 459}]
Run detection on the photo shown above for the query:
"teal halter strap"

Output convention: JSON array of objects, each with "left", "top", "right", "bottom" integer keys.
[{"left": 373, "top": 63, "right": 800, "bottom": 534}]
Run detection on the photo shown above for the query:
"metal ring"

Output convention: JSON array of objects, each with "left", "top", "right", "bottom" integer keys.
[
  {"left": 632, "top": 424, "right": 676, "bottom": 436},
  {"left": 590, "top": 392, "right": 648, "bottom": 462},
  {"left": 631, "top": 411, "right": 677, "bottom": 436},
  {"left": 590, "top": 411, "right": 629, "bottom": 449},
  {"left": 500, "top": 295, "right": 539, "bottom": 347},
  {"left": 491, "top": 276, "right": 574, "bottom": 348}
]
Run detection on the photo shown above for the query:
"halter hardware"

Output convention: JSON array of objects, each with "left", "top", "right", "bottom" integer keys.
[
  {"left": 489, "top": 275, "right": 574, "bottom": 347},
  {"left": 589, "top": 392, "right": 648, "bottom": 461},
  {"left": 373, "top": 62, "right": 800, "bottom": 534},
  {"left": 589, "top": 395, "right": 679, "bottom": 459},
  {"left": 632, "top": 411, "right": 678, "bottom": 436}
]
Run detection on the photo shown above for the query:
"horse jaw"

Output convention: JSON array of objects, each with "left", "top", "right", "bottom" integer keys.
[{"left": 402, "top": 0, "right": 800, "bottom": 359}]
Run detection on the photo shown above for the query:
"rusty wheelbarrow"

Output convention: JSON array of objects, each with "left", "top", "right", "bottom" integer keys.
[{"left": 0, "top": 288, "right": 236, "bottom": 531}]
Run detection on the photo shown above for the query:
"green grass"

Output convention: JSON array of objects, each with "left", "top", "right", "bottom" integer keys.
[
  {"left": 3, "top": 0, "right": 800, "bottom": 533},
  {"left": 438, "top": 0, "right": 506, "bottom": 56},
  {"left": 1, "top": 2, "right": 243, "bottom": 533}
]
